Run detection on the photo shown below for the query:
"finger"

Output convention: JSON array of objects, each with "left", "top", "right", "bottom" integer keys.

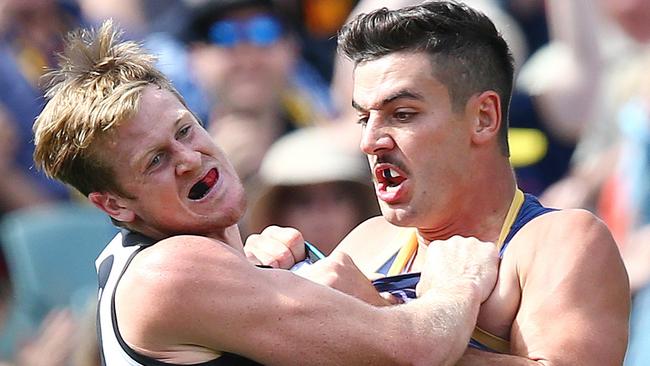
[
  {"left": 260, "top": 226, "right": 306, "bottom": 262},
  {"left": 380, "top": 292, "right": 404, "bottom": 305},
  {"left": 249, "top": 248, "right": 281, "bottom": 268},
  {"left": 415, "top": 281, "right": 424, "bottom": 297},
  {"left": 367, "top": 272, "right": 386, "bottom": 281},
  {"left": 326, "top": 251, "right": 353, "bottom": 265},
  {"left": 267, "top": 243, "right": 299, "bottom": 269},
  {"left": 244, "top": 234, "right": 274, "bottom": 266},
  {"left": 245, "top": 233, "right": 293, "bottom": 268},
  {"left": 245, "top": 251, "right": 262, "bottom": 265}
]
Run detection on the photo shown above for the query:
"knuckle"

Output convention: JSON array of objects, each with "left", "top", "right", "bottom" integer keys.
[
  {"left": 337, "top": 252, "right": 351, "bottom": 261},
  {"left": 286, "top": 228, "right": 304, "bottom": 243},
  {"left": 325, "top": 259, "right": 344, "bottom": 272},
  {"left": 323, "top": 274, "right": 337, "bottom": 287},
  {"left": 275, "top": 226, "right": 303, "bottom": 243},
  {"left": 269, "top": 259, "right": 280, "bottom": 268},
  {"left": 276, "top": 249, "right": 293, "bottom": 265},
  {"left": 256, "top": 253, "right": 273, "bottom": 265},
  {"left": 329, "top": 252, "right": 350, "bottom": 266},
  {"left": 261, "top": 225, "right": 281, "bottom": 235},
  {"left": 245, "top": 233, "right": 261, "bottom": 244}
]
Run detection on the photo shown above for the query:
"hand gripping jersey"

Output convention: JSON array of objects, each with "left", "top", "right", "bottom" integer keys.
[
  {"left": 371, "top": 189, "right": 556, "bottom": 353},
  {"left": 95, "top": 229, "right": 262, "bottom": 366}
]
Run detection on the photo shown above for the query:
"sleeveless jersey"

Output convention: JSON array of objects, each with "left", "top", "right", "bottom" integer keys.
[
  {"left": 95, "top": 229, "right": 262, "bottom": 366},
  {"left": 371, "top": 190, "right": 556, "bottom": 353}
]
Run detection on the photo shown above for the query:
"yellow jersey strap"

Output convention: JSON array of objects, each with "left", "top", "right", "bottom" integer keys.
[
  {"left": 471, "top": 326, "right": 510, "bottom": 353},
  {"left": 496, "top": 188, "right": 525, "bottom": 251},
  {"left": 386, "top": 228, "right": 418, "bottom": 276},
  {"left": 469, "top": 188, "right": 524, "bottom": 353}
]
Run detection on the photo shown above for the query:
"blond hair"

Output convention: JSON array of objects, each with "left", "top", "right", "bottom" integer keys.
[{"left": 33, "top": 20, "right": 184, "bottom": 196}]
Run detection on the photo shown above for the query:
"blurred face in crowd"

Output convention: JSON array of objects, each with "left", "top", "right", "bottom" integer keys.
[
  {"left": 191, "top": 7, "right": 297, "bottom": 114},
  {"left": 90, "top": 86, "right": 246, "bottom": 240},
  {"left": 275, "top": 182, "right": 367, "bottom": 255},
  {"left": 601, "top": 0, "right": 650, "bottom": 42}
]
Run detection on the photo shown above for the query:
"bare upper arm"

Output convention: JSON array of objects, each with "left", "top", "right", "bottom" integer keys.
[
  {"left": 115, "top": 235, "right": 339, "bottom": 362},
  {"left": 113, "top": 234, "right": 461, "bottom": 365},
  {"left": 115, "top": 236, "right": 251, "bottom": 352},
  {"left": 509, "top": 209, "right": 629, "bottom": 364}
]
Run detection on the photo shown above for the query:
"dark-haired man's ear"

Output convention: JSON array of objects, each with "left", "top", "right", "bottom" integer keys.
[
  {"left": 469, "top": 90, "right": 501, "bottom": 146},
  {"left": 89, "top": 192, "right": 135, "bottom": 223}
]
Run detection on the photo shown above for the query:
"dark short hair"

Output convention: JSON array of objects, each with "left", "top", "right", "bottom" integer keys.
[{"left": 338, "top": 1, "right": 514, "bottom": 155}]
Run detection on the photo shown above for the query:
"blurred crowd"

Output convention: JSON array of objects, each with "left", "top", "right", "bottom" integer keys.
[{"left": 0, "top": 0, "right": 648, "bottom": 364}]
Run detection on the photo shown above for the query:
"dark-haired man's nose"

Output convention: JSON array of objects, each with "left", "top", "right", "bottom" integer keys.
[{"left": 359, "top": 115, "right": 395, "bottom": 156}]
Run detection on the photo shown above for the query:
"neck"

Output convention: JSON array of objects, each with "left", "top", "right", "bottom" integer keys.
[
  {"left": 206, "top": 224, "right": 245, "bottom": 253},
  {"left": 417, "top": 158, "right": 517, "bottom": 245}
]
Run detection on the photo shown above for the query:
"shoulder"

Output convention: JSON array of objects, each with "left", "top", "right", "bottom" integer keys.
[
  {"left": 335, "top": 216, "right": 406, "bottom": 275},
  {"left": 135, "top": 235, "right": 243, "bottom": 271},
  {"left": 512, "top": 208, "right": 626, "bottom": 283},
  {"left": 120, "top": 235, "right": 250, "bottom": 301},
  {"left": 517, "top": 208, "right": 615, "bottom": 249},
  {"left": 114, "top": 235, "right": 253, "bottom": 345}
]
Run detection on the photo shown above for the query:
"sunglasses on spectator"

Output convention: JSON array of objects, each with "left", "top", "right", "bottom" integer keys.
[{"left": 209, "top": 15, "right": 284, "bottom": 48}]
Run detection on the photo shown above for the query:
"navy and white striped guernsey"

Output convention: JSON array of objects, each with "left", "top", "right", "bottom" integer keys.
[{"left": 95, "top": 229, "right": 262, "bottom": 366}]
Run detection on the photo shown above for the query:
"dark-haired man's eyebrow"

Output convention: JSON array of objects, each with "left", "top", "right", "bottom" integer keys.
[{"left": 352, "top": 89, "right": 424, "bottom": 112}]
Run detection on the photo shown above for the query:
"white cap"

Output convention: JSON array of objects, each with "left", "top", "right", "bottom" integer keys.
[
  {"left": 247, "top": 126, "right": 375, "bottom": 233},
  {"left": 257, "top": 126, "right": 370, "bottom": 186}
]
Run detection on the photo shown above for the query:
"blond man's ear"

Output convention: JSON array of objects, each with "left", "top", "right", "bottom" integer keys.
[{"left": 89, "top": 192, "right": 135, "bottom": 223}]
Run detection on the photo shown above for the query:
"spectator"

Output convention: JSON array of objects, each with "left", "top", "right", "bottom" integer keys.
[
  {"left": 0, "top": 1, "right": 81, "bottom": 359},
  {"left": 76, "top": 0, "right": 210, "bottom": 121},
  {"left": 186, "top": 0, "right": 336, "bottom": 183},
  {"left": 293, "top": 0, "right": 357, "bottom": 83},
  {"left": 528, "top": 0, "right": 650, "bottom": 210},
  {"left": 247, "top": 126, "right": 379, "bottom": 255},
  {"left": 0, "top": 0, "right": 79, "bottom": 210}
]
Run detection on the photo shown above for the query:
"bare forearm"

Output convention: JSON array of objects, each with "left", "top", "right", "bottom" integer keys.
[
  {"left": 385, "top": 281, "right": 482, "bottom": 366},
  {"left": 193, "top": 247, "right": 489, "bottom": 366},
  {"left": 243, "top": 270, "right": 482, "bottom": 366}
]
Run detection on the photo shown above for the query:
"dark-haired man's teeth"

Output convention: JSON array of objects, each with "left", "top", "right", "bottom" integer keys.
[{"left": 383, "top": 168, "right": 400, "bottom": 179}]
